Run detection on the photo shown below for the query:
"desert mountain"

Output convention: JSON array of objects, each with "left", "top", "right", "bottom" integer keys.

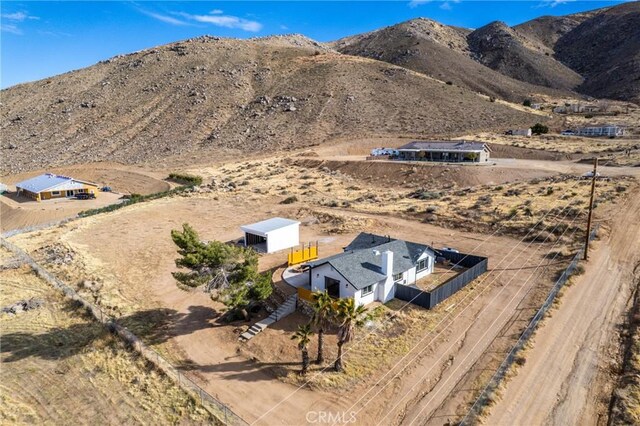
[
  {"left": 331, "top": 18, "right": 567, "bottom": 103},
  {"left": 552, "top": 2, "right": 640, "bottom": 103},
  {"left": 1, "top": 36, "right": 538, "bottom": 173},
  {"left": 466, "top": 21, "right": 583, "bottom": 90},
  {"left": 333, "top": 2, "right": 640, "bottom": 103}
]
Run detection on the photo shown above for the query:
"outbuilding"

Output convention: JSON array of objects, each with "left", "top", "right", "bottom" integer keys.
[{"left": 240, "top": 217, "right": 300, "bottom": 253}]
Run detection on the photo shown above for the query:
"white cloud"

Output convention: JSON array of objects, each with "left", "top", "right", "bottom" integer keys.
[
  {"left": 210, "top": 9, "right": 224, "bottom": 15},
  {"left": 408, "top": 0, "right": 432, "bottom": 8},
  {"left": 178, "top": 12, "right": 262, "bottom": 32},
  {"left": 440, "top": 2, "right": 453, "bottom": 10},
  {"left": 1, "top": 23, "right": 22, "bottom": 35},
  {"left": 1, "top": 10, "right": 39, "bottom": 35},
  {"left": 1, "top": 11, "right": 39, "bottom": 22},
  {"left": 536, "top": 0, "right": 574, "bottom": 8},
  {"left": 140, "top": 10, "right": 188, "bottom": 26}
]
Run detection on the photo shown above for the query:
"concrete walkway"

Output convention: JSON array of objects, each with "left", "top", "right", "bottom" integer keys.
[{"left": 282, "top": 266, "right": 310, "bottom": 289}]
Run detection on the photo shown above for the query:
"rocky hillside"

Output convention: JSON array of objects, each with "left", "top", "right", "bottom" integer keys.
[
  {"left": 334, "top": 2, "right": 640, "bottom": 103},
  {"left": 331, "top": 18, "right": 569, "bottom": 103},
  {"left": 467, "top": 21, "right": 583, "bottom": 90},
  {"left": 553, "top": 2, "right": 640, "bottom": 103},
  {"left": 0, "top": 36, "right": 538, "bottom": 173}
]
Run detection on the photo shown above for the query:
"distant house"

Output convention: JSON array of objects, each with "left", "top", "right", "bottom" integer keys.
[
  {"left": 240, "top": 217, "right": 300, "bottom": 253},
  {"left": 582, "top": 105, "right": 600, "bottom": 113},
  {"left": 575, "top": 125, "right": 626, "bottom": 138},
  {"left": 507, "top": 129, "right": 532, "bottom": 137},
  {"left": 15, "top": 173, "right": 99, "bottom": 202},
  {"left": 396, "top": 140, "right": 491, "bottom": 163},
  {"left": 305, "top": 233, "right": 436, "bottom": 306}
]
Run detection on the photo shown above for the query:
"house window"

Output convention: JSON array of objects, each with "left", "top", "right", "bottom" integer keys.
[
  {"left": 361, "top": 285, "right": 374, "bottom": 296},
  {"left": 393, "top": 272, "right": 403, "bottom": 282},
  {"left": 417, "top": 259, "right": 428, "bottom": 272},
  {"left": 51, "top": 191, "right": 60, "bottom": 195}
]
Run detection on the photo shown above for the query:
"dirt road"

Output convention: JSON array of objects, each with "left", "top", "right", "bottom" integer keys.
[{"left": 487, "top": 191, "right": 640, "bottom": 425}]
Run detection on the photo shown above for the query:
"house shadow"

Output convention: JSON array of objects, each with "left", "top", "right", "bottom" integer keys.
[{"left": 1, "top": 302, "right": 222, "bottom": 363}]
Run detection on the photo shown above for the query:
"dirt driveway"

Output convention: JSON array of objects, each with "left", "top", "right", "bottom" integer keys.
[
  {"left": 6, "top": 193, "right": 558, "bottom": 425},
  {"left": 486, "top": 192, "right": 640, "bottom": 425}
]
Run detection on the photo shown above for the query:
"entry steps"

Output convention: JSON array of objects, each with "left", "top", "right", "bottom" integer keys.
[{"left": 239, "top": 294, "right": 297, "bottom": 341}]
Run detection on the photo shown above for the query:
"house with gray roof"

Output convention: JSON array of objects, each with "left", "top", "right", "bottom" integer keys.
[
  {"left": 396, "top": 140, "right": 491, "bottom": 163},
  {"left": 306, "top": 233, "right": 436, "bottom": 306}
]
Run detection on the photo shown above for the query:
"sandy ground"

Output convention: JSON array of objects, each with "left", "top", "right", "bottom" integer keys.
[
  {"left": 6, "top": 192, "right": 564, "bottom": 425},
  {"left": 0, "top": 254, "right": 214, "bottom": 425},
  {"left": 3, "top": 151, "right": 638, "bottom": 425},
  {"left": 0, "top": 163, "right": 172, "bottom": 233},
  {"left": 1, "top": 191, "right": 123, "bottom": 233},
  {"left": 486, "top": 191, "right": 640, "bottom": 425}
]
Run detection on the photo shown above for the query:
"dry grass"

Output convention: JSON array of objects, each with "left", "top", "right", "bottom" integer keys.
[
  {"left": 0, "top": 266, "right": 215, "bottom": 425},
  {"left": 193, "top": 158, "right": 634, "bottom": 241}
]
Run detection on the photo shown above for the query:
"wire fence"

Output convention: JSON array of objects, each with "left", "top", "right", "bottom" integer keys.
[
  {"left": 0, "top": 237, "right": 248, "bottom": 426},
  {"left": 459, "top": 224, "right": 600, "bottom": 425}
]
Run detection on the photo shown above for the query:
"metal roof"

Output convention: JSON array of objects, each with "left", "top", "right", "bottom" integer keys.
[
  {"left": 15, "top": 173, "right": 97, "bottom": 194},
  {"left": 397, "top": 140, "right": 489, "bottom": 152},
  {"left": 307, "top": 235, "right": 433, "bottom": 290},
  {"left": 240, "top": 217, "right": 300, "bottom": 236}
]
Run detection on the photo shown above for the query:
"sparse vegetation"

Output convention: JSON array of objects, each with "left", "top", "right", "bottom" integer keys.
[
  {"left": 170, "top": 223, "right": 272, "bottom": 320},
  {"left": 531, "top": 123, "right": 549, "bottom": 135},
  {"left": 168, "top": 173, "right": 203, "bottom": 186}
]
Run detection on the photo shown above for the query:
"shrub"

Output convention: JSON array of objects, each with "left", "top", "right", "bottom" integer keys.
[
  {"left": 445, "top": 81, "right": 453, "bottom": 85},
  {"left": 418, "top": 191, "right": 440, "bottom": 200},
  {"left": 78, "top": 186, "right": 191, "bottom": 217},
  {"left": 281, "top": 196, "right": 298, "bottom": 204},
  {"left": 523, "top": 99, "right": 532, "bottom": 107},
  {"left": 531, "top": 123, "right": 549, "bottom": 135},
  {"left": 168, "top": 173, "right": 203, "bottom": 186}
]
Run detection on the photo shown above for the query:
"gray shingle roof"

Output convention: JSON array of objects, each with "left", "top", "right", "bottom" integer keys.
[
  {"left": 308, "top": 234, "right": 433, "bottom": 290},
  {"left": 397, "top": 140, "right": 488, "bottom": 152}
]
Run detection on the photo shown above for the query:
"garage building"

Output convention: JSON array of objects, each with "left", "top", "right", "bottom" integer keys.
[{"left": 240, "top": 217, "right": 300, "bottom": 253}]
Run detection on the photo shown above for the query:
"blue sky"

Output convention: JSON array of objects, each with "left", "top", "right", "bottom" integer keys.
[{"left": 0, "top": 1, "right": 630, "bottom": 88}]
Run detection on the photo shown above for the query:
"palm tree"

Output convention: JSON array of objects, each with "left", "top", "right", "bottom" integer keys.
[
  {"left": 291, "top": 323, "right": 314, "bottom": 375},
  {"left": 334, "top": 298, "right": 370, "bottom": 372},
  {"left": 310, "top": 290, "right": 333, "bottom": 364}
]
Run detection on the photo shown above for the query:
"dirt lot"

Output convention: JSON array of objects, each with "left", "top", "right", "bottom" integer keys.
[
  {"left": 485, "top": 190, "right": 640, "bottom": 425},
  {"left": 3, "top": 151, "right": 638, "bottom": 425},
  {"left": 0, "top": 163, "right": 172, "bottom": 233},
  {"left": 0, "top": 247, "right": 214, "bottom": 425},
  {"left": 1, "top": 191, "right": 123, "bottom": 233},
  {"left": 3, "top": 182, "right": 585, "bottom": 424}
]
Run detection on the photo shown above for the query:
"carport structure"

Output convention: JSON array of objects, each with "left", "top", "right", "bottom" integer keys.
[{"left": 240, "top": 217, "right": 300, "bottom": 253}]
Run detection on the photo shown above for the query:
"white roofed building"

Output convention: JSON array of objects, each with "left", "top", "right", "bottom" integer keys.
[{"left": 240, "top": 217, "right": 300, "bottom": 253}]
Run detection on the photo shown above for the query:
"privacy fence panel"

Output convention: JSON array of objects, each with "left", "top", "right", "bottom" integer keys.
[{"left": 395, "top": 252, "right": 488, "bottom": 310}]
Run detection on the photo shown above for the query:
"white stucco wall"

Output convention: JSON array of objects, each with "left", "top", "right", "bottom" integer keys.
[
  {"left": 265, "top": 223, "right": 299, "bottom": 253},
  {"left": 310, "top": 263, "right": 357, "bottom": 300}
]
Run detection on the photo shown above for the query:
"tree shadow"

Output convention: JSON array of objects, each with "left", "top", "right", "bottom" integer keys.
[{"left": 1, "top": 302, "right": 222, "bottom": 363}]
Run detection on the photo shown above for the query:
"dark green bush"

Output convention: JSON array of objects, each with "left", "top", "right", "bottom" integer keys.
[
  {"left": 168, "top": 173, "right": 203, "bottom": 186},
  {"left": 280, "top": 196, "right": 298, "bottom": 204}
]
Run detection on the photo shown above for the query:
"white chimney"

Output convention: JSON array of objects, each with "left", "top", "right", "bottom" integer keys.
[{"left": 381, "top": 250, "right": 393, "bottom": 277}]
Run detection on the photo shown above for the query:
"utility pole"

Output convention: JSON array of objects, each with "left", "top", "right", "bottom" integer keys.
[{"left": 584, "top": 158, "right": 598, "bottom": 260}]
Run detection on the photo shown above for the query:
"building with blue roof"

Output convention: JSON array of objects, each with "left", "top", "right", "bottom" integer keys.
[{"left": 15, "top": 173, "right": 99, "bottom": 202}]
